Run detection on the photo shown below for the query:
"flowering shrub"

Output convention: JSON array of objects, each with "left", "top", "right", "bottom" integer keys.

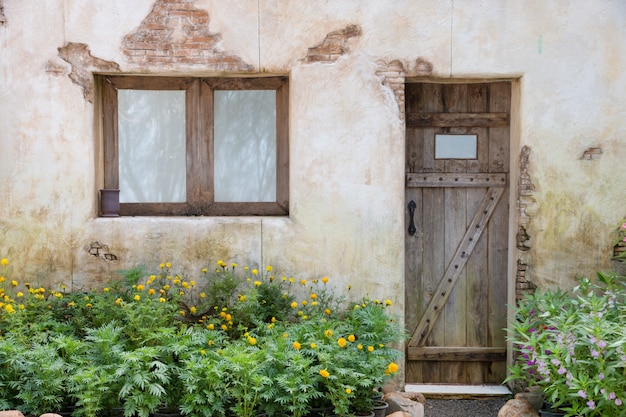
[
  {"left": 0, "top": 258, "right": 405, "bottom": 417},
  {"left": 506, "top": 271, "right": 626, "bottom": 416}
]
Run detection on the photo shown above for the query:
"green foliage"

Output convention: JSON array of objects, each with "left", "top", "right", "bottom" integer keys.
[{"left": 506, "top": 272, "right": 626, "bottom": 417}]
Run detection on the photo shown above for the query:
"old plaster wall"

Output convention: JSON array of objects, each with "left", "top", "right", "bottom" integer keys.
[{"left": 0, "top": 0, "right": 625, "bottom": 300}]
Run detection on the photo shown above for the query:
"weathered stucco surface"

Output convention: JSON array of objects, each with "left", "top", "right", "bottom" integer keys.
[{"left": 1, "top": 0, "right": 625, "bottom": 303}]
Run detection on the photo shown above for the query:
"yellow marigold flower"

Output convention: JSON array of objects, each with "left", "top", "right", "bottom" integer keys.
[
  {"left": 202, "top": 267, "right": 208, "bottom": 273},
  {"left": 167, "top": 275, "right": 172, "bottom": 281},
  {"left": 160, "top": 289, "right": 166, "bottom": 295},
  {"left": 200, "top": 292, "right": 206, "bottom": 298},
  {"left": 220, "top": 311, "right": 226, "bottom": 318},
  {"left": 297, "top": 311, "right": 303, "bottom": 316},
  {"left": 357, "top": 344, "right": 363, "bottom": 350},
  {"left": 231, "top": 263, "right": 237, "bottom": 268},
  {"left": 182, "top": 282, "right": 190, "bottom": 289},
  {"left": 10, "top": 280, "right": 18, "bottom": 287},
  {"left": 68, "top": 301, "right": 75, "bottom": 307},
  {"left": 200, "top": 349, "right": 206, "bottom": 355},
  {"left": 312, "top": 301, "right": 318, "bottom": 306},
  {"left": 337, "top": 338, "right": 347, "bottom": 348},
  {"left": 4, "top": 304, "right": 15, "bottom": 314},
  {"left": 254, "top": 281, "right": 261, "bottom": 287},
  {"left": 54, "top": 292, "right": 62, "bottom": 298},
  {"left": 325, "top": 308, "right": 331, "bottom": 315},
  {"left": 115, "top": 298, "right": 123, "bottom": 306},
  {"left": 225, "top": 314, "right": 232, "bottom": 322},
  {"left": 163, "top": 285, "right": 170, "bottom": 291},
  {"left": 148, "top": 289, "right": 155, "bottom": 295},
  {"left": 190, "top": 306, "right": 197, "bottom": 314},
  {"left": 179, "top": 291, "right": 185, "bottom": 296},
  {"left": 0, "top": 277, "right": 4, "bottom": 283},
  {"left": 1, "top": 258, "right": 8, "bottom": 265},
  {"left": 324, "top": 329, "right": 333, "bottom": 338},
  {"left": 302, "top": 300, "right": 308, "bottom": 306},
  {"left": 310, "top": 343, "right": 317, "bottom": 349},
  {"left": 292, "top": 341, "right": 301, "bottom": 350},
  {"left": 353, "top": 304, "right": 360, "bottom": 310},
  {"left": 85, "top": 303, "right": 93, "bottom": 308},
  {"left": 269, "top": 275, "right": 274, "bottom": 282},
  {"left": 252, "top": 269, "right": 259, "bottom": 275},
  {"left": 165, "top": 262, "right": 171, "bottom": 268},
  {"left": 361, "top": 303, "right": 366, "bottom": 308},
  {"left": 266, "top": 265, "right": 272, "bottom": 272},
  {"left": 173, "top": 278, "right": 181, "bottom": 285},
  {"left": 133, "top": 295, "right": 140, "bottom": 301},
  {"left": 244, "top": 266, "right": 249, "bottom": 271},
  {"left": 217, "top": 260, "right": 226, "bottom": 267},
  {"left": 221, "top": 324, "right": 228, "bottom": 331},
  {"left": 290, "top": 301, "right": 298, "bottom": 309},
  {"left": 387, "top": 362, "right": 399, "bottom": 373},
  {"left": 239, "top": 295, "right": 247, "bottom": 302},
  {"left": 208, "top": 340, "right": 214, "bottom": 346},
  {"left": 319, "top": 369, "right": 330, "bottom": 378},
  {"left": 159, "top": 297, "right": 166, "bottom": 303},
  {"left": 149, "top": 275, "right": 156, "bottom": 282},
  {"left": 248, "top": 337, "right": 257, "bottom": 345},
  {"left": 348, "top": 334, "right": 355, "bottom": 342},
  {"left": 345, "top": 388, "right": 352, "bottom": 395},
  {"left": 180, "top": 310, "right": 186, "bottom": 316},
  {"left": 289, "top": 277, "right": 295, "bottom": 283},
  {"left": 368, "top": 346, "right": 374, "bottom": 352},
  {"left": 16, "top": 292, "right": 23, "bottom": 298},
  {"left": 3, "top": 295, "right": 9, "bottom": 301},
  {"left": 385, "top": 299, "right": 392, "bottom": 306},
  {"left": 374, "top": 299, "right": 380, "bottom": 304},
  {"left": 379, "top": 344, "right": 384, "bottom": 348},
  {"left": 310, "top": 293, "right": 317, "bottom": 300},
  {"left": 302, "top": 315, "right": 308, "bottom": 320},
  {"left": 322, "top": 277, "right": 329, "bottom": 284},
  {"left": 136, "top": 284, "right": 145, "bottom": 291},
  {"left": 104, "top": 287, "right": 110, "bottom": 292},
  {"left": 159, "top": 263, "right": 165, "bottom": 269},
  {"left": 207, "top": 323, "right": 215, "bottom": 330},
  {"left": 268, "top": 323, "right": 274, "bottom": 329},
  {"left": 312, "top": 279, "right": 318, "bottom": 284},
  {"left": 300, "top": 279, "right": 307, "bottom": 286},
  {"left": 190, "top": 280, "right": 195, "bottom": 287},
  {"left": 18, "top": 304, "right": 24, "bottom": 310},
  {"left": 283, "top": 333, "right": 288, "bottom": 338},
  {"left": 282, "top": 276, "right": 287, "bottom": 281}
]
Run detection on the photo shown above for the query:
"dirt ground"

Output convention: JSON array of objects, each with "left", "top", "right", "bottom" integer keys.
[{"left": 423, "top": 398, "right": 510, "bottom": 417}]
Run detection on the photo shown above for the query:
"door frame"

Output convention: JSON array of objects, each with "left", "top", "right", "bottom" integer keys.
[{"left": 401, "top": 77, "right": 522, "bottom": 381}]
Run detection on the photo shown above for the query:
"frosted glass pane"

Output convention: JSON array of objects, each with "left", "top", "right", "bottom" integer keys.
[
  {"left": 214, "top": 90, "right": 276, "bottom": 202},
  {"left": 435, "top": 134, "right": 477, "bottom": 159},
  {"left": 118, "top": 90, "right": 186, "bottom": 203}
]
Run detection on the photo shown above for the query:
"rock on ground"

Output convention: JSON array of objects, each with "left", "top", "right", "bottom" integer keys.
[{"left": 497, "top": 398, "right": 539, "bottom": 417}]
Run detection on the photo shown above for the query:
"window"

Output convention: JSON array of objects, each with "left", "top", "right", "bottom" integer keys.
[{"left": 100, "top": 76, "right": 289, "bottom": 216}]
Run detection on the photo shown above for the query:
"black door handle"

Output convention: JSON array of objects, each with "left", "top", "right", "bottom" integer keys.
[{"left": 408, "top": 200, "right": 416, "bottom": 236}]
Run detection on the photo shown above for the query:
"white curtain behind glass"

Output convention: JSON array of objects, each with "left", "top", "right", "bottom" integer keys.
[
  {"left": 118, "top": 90, "right": 186, "bottom": 203},
  {"left": 214, "top": 90, "right": 276, "bottom": 202}
]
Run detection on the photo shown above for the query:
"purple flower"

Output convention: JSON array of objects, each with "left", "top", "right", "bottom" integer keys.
[
  {"left": 578, "top": 390, "right": 587, "bottom": 399},
  {"left": 616, "top": 398, "right": 623, "bottom": 406},
  {"left": 587, "top": 400, "right": 595, "bottom": 410},
  {"left": 558, "top": 367, "right": 566, "bottom": 375},
  {"left": 609, "top": 392, "right": 616, "bottom": 400},
  {"left": 598, "top": 373, "right": 604, "bottom": 380},
  {"left": 591, "top": 349, "right": 600, "bottom": 358},
  {"left": 598, "top": 340, "right": 607, "bottom": 349}
]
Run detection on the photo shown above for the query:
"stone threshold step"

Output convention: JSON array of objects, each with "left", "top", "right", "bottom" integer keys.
[{"left": 405, "top": 384, "right": 512, "bottom": 399}]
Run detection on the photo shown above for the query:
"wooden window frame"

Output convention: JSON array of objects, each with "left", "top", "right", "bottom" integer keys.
[{"left": 100, "top": 75, "right": 289, "bottom": 216}]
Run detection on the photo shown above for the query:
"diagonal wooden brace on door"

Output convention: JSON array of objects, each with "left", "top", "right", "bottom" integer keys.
[{"left": 409, "top": 186, "right": 505, "bottom": 347}]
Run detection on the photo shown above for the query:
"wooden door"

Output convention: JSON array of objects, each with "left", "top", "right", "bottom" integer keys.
[{"left": 404, "top": 82, "right": 510, "bottom": 384}]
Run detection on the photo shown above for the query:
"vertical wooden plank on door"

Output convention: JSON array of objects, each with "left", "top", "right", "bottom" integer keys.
[
  {"left": 422, "top": 83, "right": 444, "bottom": 173},
  {"left": 488, "top": 82, "right": 511, "bottom": 382},
  {"left": 405, "top": 187, "right": 424, "bottom": 382},
  {"left": 443, "top": 84, "right": 468, "bottom": 174},
  {"left": 465, "top": 83, "right": 490, "bottom": 382},
  {"left": 421, "top": 187, "right": 445, "bottom": 382}
]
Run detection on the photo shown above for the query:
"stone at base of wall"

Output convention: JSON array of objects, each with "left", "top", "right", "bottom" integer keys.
[
  {"left": 497, "top": 398, "right": 539, "bottom": 417},
  {"left": 0, "top": 412, "right": 24, "bottom": 417},
  {"left": 384, "top": 392, "right": 425, "bottom": 417}
]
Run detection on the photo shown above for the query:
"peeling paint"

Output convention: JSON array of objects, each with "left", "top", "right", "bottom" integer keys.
[
  {"left": 580, "top": 146, "right": 602, "bottom": 160},
  {"left": 57, "top": 43, "right": 120, "bottom": 103},
  {"left": 84, "top": 241, "right": 118, "bottom": 261}
]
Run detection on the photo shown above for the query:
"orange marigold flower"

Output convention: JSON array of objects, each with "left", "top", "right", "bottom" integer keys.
[
  {"left": 322, "top": 276, "right": 329, "bottom": 283},
  {"left": 368, "top": 346, "right": 374, "bottom": 352},
  {"left": 348, "top": 334, "right": 356, "bottom": 342},
  {"left": 292, "top": 341, "right": 301, "bottom": 350},
  {"left": 337, "top": 338, "right": 347, "bottom": 348},
  {"left": 319, "top": 369, "right": 330, "bottom": 378},
  {"left": 387, "top": 362, "right": 399, "bottom": 373}
]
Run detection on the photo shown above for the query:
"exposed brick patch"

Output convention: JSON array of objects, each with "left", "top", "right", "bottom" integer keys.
[
  {"left": 375, "top": 57, "right": 434, "bottom": 120},
  {"left": 580, "top": 146, "right": 602, "bottom": 160},
  {"left": 58, "top": 43, "right": 121, "bottom": 103},
  {"left": 122, "top": 0, "right": 253, "bottom": 71},
  {"left": 516, "top": 259, "right": 536, "bottom": 303},
  {"left": 376, "top": 59, "right": 407, "bottom": 119},
  {"left": 301, "top": 24, "right": 362, "bottom": 63},
  {"left": 516, "top": 146, "right": 536, "bottom": 299}
]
